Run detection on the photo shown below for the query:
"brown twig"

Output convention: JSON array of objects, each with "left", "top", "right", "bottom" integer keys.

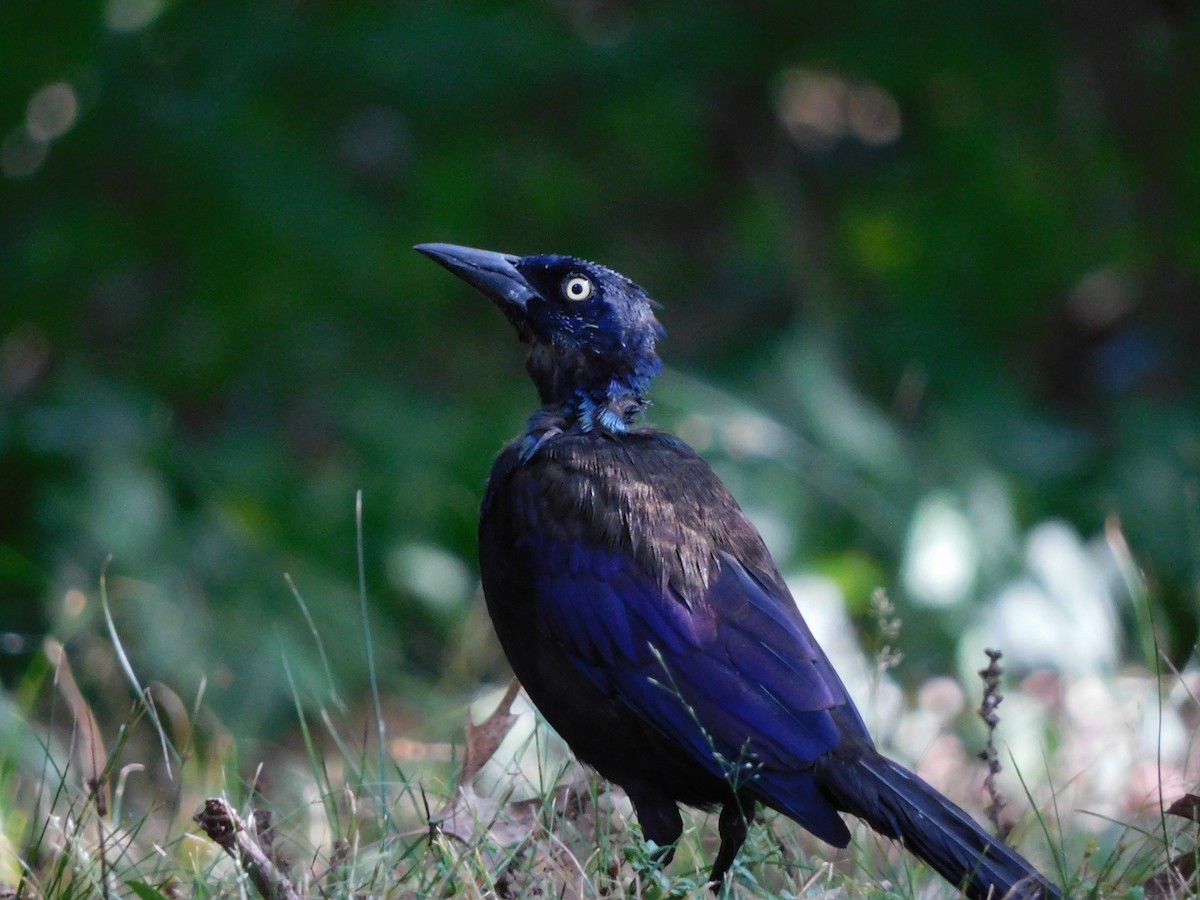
[
  {"left": 195, "top": 798, "right": 300, "bottom": 900},
  {"left": 977, "top": 648, "right": 1010, "bottom": 841}
]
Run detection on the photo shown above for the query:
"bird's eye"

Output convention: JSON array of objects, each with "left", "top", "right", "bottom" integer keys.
[{"left": 562, "top": 275, "right": 594, "bottom": 302}]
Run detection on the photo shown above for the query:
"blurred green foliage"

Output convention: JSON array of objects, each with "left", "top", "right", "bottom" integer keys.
[{"left": 2, "top": 1, "right": 1197, "bottom": 731}]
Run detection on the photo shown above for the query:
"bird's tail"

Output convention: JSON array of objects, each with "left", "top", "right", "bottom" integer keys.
[{"left": 814, "top": 751, "right": 1061, "bottom": 900}]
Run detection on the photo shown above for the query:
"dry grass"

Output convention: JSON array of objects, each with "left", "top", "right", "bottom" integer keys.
[{"left": 1, "top": 570, "right": 1197, "bottom": 898}]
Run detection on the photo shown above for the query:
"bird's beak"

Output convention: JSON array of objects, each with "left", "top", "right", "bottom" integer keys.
[{"left": 414, "top": 243, "right": 537, "bottom": 313}]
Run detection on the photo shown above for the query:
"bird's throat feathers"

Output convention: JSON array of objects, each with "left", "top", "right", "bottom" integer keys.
[{"left": 523, "top": 343, "right": 662, "bottom": 440}]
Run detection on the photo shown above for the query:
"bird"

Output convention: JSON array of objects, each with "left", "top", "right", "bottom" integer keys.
[{"left": 415, "top": 242, "right": 1062, "bottom": 899}]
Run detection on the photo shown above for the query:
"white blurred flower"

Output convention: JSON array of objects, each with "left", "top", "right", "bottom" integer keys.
[
  {"left": 902, "top": 492, "right": 979, "bottom": 608},
  {"left": 965, "top": 521, "right": 1121, "bottom": 677}
]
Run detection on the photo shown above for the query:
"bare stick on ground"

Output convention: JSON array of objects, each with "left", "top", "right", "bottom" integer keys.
[{"left": 195, "top": 798, "right": 300, "bottom": 900}]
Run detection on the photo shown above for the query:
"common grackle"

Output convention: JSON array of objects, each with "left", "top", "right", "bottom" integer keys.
[{"left": 416, "top": 242, "right": 1061, "bottom": 899}]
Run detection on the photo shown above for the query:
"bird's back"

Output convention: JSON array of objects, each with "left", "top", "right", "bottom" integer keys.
[{"left": 484, "top": 427, "right": 777, "bottom": 599}]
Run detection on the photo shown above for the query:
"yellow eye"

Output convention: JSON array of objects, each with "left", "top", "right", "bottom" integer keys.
[{"left": 562, "top": 275, "right": 593, "bottom": 302}]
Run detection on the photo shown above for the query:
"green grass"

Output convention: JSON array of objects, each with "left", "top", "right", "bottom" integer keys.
[
  {"left": 0, "top": 666, "right": 1195, "bottom": 897},
  {"left": 2, "top": 564, "right": 1196, "bottom": 898}
]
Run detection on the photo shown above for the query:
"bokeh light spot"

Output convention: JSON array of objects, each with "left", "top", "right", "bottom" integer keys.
[
  {"left": 1, "top": 127, "right": 46, "bottom": 179},
  {"left": 775, "top": 68, "right": 849, "bottom": 149},
  {"left": 63, "top": 589, "right": 88, "bottom": 619},
  {"left": 846, "top": 82, "right": 902, "bottom": 146},
  {"left": 775, "top": 67, "right": 903, "bottom": 150},
  {"left": 388, "top": 542, "right": 473, "bottom": 613},
  {"left": 0, "top": 324, "right": 51, "bottom": 395},
  {"left": 26, "top": 82, "right": 79, "bottom": 141},
  {"left": 105, "top": 0, "right": 166, "bottom": 33},
  {"left": 902, "top": 493, "right": 978, "bottom": 608}
]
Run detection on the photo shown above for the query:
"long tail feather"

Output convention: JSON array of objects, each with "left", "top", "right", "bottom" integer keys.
[{"left": 815, "top": 752, "right": 1061, "bottom": 899}]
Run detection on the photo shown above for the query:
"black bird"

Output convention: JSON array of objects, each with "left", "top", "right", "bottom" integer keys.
[{"left": 416, "top": 242, "right": 1061, "bottom": 899}]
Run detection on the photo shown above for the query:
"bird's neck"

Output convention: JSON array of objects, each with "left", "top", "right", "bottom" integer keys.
[
  {"left": 562, "top": 384, "right": 649, "bottom": 433},
  {"left": 518, "top": 376, "right": 650, "bottom": 459},
  {"left": 525, "top": 348, "right": 661, "bottom": 436}
]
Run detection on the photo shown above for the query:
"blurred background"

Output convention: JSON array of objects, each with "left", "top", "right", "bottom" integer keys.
[{"left": 2, "top": 0, "right": 1198, "bottom": 740}]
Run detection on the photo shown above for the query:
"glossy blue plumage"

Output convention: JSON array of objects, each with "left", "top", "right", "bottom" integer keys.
[
  {"left": 513, "top": 488, "right": 852, "bottom": 843},
  {"left": 416, "top": 242, "right": 1060, "bottom": 898}
]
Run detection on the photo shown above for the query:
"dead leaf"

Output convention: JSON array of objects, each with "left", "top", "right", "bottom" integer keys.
[
  {"left": 435, "top": 678, "right": 525, "bottom": 846},
  {"left": 461, "top": 678, "right": 522, "bottom": 781},
  {"left": 1142, "top": 854, "right": 1196, "bottom": 900},
  {"left": 149, "top": 681, "right": 192, "bottom": 753},
  {"left": 44, "top": 638, "right": 110, "bottom": 816},
  {"left": 1165, "top": 793, "right": 1200, "bottom": 823},
  {"left": 433, "top": 679, "right": 633, "bottom": 897},
  {"left": 1141, "top": 790, "right": 1200, "bottom": 898}
]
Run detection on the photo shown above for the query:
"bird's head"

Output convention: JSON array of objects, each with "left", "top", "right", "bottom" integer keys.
[{"left": 416, "top": 243, "right": 665, "bottom": 432}]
